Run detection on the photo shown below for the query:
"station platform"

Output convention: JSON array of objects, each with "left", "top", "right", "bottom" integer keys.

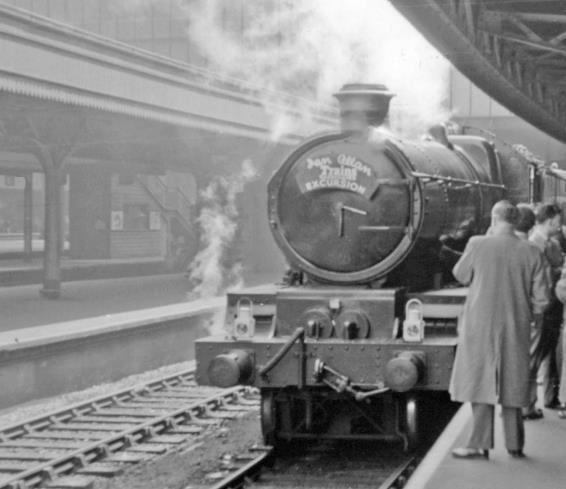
[
  {"left": 408, "top": 404, "right": 566, "bottom": 488},
  {"left": 0, "top": 236, "right": 182, "bottom": 286},
  {"left": 0, "top": 237, "right": 50, "bottom": 257},
  {"left": 0, "top": 296, "right": 224, "bottom": 409},
  {"left": 0, "top": 256, "right": 172, "bottom": 287}
]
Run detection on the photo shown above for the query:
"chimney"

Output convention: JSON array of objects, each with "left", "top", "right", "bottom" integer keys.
[{"left": 333, "top": 83, "right": 394, "bottom": 136}]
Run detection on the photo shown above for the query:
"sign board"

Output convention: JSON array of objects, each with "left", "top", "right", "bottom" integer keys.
[
  {"left": 294, "top": 152, "right": 378, "bottom": 198},
  {"left": 111, "top": 211, "right": 123, "bottom": 231},
  {"left": 149, "top": 211, "right": 161, "bottom": 230}
]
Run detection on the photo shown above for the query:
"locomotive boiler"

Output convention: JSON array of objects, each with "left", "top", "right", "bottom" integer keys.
[{"left": 195, "top": 83, "right": 563, "bottom": 450}]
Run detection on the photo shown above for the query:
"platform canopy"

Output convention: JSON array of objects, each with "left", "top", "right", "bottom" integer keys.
[
  {"left": 390, "top": 0, "right": 566, "bottom": 144},
  {"left": 0, "top": 2, "right": 335, "bottom": 175}
]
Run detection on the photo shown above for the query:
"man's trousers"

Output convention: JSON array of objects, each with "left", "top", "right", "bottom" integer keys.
[{"left": 467, "top": 403, "right": 524, "bottom": 451}]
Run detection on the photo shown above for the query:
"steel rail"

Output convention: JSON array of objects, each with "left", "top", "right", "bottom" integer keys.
[
  {"left": 1, "top": 388, "right": 250, "bottom": 489},
  {"left": 377, "top": 457, "right": 418, "bottom": 489},
  {"left": 209, "top": 446, "right": 274, "bottom": 489},
  {"left": 0, "top": 368, "right": 256, "bottom": 489},
  {"left": 205, "top": 447, "right": 417, "bottom": 489},
  {"left": 0, "top": 369, "right": 196, "bottom": 442}
]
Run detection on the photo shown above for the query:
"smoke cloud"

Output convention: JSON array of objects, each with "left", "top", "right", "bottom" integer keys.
[
  {"left": 112, "top": 1, "right": 451, "bottom": 136},
  {"left": 186, "top": 159, "right": 257, "bottom": 300},
  {"left": 180, "top": 0, "right": 451, "bottom": 138}
]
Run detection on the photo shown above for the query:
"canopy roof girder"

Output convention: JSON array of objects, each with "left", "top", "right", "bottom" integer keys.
[{"left": 391, "top": 0, "right": 566, "bottom": 143}]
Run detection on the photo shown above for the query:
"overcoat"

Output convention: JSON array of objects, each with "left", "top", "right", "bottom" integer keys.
[{"left": 449, "top": 228, "right": 549, "bottom": 407}]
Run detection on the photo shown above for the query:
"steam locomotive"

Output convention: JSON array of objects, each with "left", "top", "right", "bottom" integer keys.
[{"left": 195, "top": 83, "right": 566, "bottom": 450}]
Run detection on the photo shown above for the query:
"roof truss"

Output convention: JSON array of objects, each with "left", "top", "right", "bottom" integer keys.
[{"left": 391, "top": 0, "right": 566, "bottom": 143}]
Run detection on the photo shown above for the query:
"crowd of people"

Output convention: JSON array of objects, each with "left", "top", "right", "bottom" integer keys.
[{"left": 448, "top": 200, "right": 566, "bottom": 460}]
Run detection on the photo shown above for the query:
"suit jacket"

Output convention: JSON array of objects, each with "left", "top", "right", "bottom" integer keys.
[
  {"left": 554, "top": 267, "right": 566, "bottom": 314},
  {"left": 529, "top": 229, "right": 563, "bottom": 283}
]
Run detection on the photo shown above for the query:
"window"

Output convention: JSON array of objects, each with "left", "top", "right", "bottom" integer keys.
[{"left": 123, "top": 204, "right": 150, "bottom": 230}]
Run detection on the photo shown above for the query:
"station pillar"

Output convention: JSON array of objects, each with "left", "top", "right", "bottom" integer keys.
[
  {"left": 41, "top": 166, "right": 63, "bottom": 299},
  {"left": 23, "top": 172, "right": 33, "bottom": 262},
  {"left": 23, "top": 110, "right": 83, "bottom": 299}
]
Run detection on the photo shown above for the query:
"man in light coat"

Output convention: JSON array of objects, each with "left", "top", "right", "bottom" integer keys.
[{"left": 450, "top": 201, "right": 550, "bottom": 460}]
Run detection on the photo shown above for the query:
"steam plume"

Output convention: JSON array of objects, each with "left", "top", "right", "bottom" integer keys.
[
  {"left": 113, "top": 1, "right": 451, "bottom": 137},
  {"left": 186, "top": 159, "right": 257, "bottom": 299},
  {"left": 181, "top": 0, "right": 451, "bottom": 138}
]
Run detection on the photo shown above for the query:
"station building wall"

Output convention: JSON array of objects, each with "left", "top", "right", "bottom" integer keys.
[
  {"left": 69, "top": 166, "right": 111, "bottom": 259},
  {"left": 110, "top": 174, "right": 167, "bottom": 259},
  {"left": 4, "top": 0, "right": 248, "bottom": 67},
  {"left": 69, "top": 166, "right": 168, "bottom": 260},
  {"left": 0, "top": 174, "right": 44, "bottom": 235}
]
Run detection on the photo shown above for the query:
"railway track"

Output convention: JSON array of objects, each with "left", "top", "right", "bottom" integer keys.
[
  {"left": 202, "top": 393, "right": 459, "bottom": 489},
  {"left": 205, "top": 440, "right": 418, "bottom": 489},
  {"left": 0, "top": 369, "right": 258, "bottom": 489}
]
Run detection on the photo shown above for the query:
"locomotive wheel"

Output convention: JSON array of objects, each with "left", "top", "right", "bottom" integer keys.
[
  {"left": 260, "top": 390, "right": 277, "bottom": 446},
  {"left": 403, "top": 394, "right": 419, "bottom": 451}
]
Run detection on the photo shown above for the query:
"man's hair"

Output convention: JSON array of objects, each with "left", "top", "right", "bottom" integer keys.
[
  {"left": 491, "top": 200, "right": 519, "bottom": 225},
  {"left": 535, "top": 203, "right": 562, "bottom": 224},
  {"left": 516, "top": 203, "right": 536, "bottom": 233}
]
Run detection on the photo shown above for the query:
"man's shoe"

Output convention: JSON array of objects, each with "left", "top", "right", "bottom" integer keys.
[
  {"left": 523, "top": 409, "right": 543, "bottom": 420},
  {"left": 557, "top": 410, "right": 566, "bottom": 419},
  {"left": 544, "top": 400, "right": 564, "bottom": 410},
  {"left": 508, "top": 449, "right": 525, "bottom": 458},
  {"left": 452, "top": 447, "right": 489, "bottom": 460}
]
